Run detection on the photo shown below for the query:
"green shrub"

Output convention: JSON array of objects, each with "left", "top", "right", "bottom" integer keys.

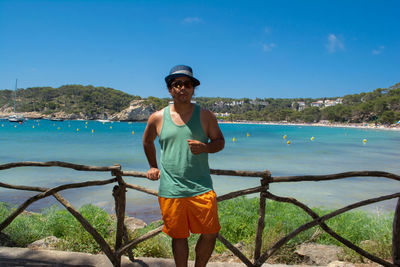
[
  {"left": 128, "top": 220, "right": 171, "bottom": 258},
  {"left": 52, "top": 204, "right": 115, "bottom": 253}
]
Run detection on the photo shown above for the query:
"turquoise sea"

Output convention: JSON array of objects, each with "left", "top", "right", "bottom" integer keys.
[{"left": 1, "top": 119, "right": 399, "bottom": 223}]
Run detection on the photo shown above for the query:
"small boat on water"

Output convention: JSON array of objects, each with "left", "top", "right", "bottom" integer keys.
[
  {"left": 97, "top": 94, "right": 110, "bottom": 123},
  {"left": 8, "top": 114, "right": 24, "bottom": 122},
  {"left": 97, "top": 119, "right": 111, "bottom": 123},
  {"left": 50, "top": 117, "right": 64, "bottom": 121},
  {"left": 8, "top": 79, "right": 25, "bottom": 123}
]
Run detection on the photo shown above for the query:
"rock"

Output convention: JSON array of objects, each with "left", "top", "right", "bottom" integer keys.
[
  {"left": 110, "top": 100, "right": 155, "bottom": 121},
  {"left": 0, "top": 232, "right": 17, "bottom": 247},
  {"left": 295, "top": 243, "right": 343, "bottom": 265},
  {"left": 124, "top": 217, "right": 147, "bottom": 233},
  {"left": 47, "top": 111, "right": 82, "bottom": 120},
  {"left": 0, "top": 105, "right": 12, "bottom": 113},
  {"left": 327, "top": 260, "right": 355, "bottom": 267},
  {"left": 20, "top": 111, "right": 43, "bottom": 119},
  {"left": 27, "top": 236, "right": 60, "bottom": 250},
  {"left": 233, "top": 241, "right": 245, "bottom": 250},
  {"left": 210, "top": 241, "right": 247, "bottom": 263},
  {"left": 359, "top": 240, "right": 378, "bottom": 250}
]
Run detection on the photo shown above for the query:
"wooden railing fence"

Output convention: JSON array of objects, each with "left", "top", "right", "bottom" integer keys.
[{"left": 0, "top": 161, "right": 399, "bottom": 267}]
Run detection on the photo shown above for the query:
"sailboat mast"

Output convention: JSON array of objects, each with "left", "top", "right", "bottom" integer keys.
[
  {"left": 14, "top": 79, "right": 18, "bottom": 113},
  {"left": 102, "top": 92, "right": 105, "bottom": 120}
]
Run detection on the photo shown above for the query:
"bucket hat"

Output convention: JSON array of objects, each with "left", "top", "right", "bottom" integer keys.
[{"left": 165, "top": 65, "right": 200, "bottom": 87}]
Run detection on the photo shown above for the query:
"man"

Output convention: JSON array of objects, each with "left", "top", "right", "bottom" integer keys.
[{"left": 143, "top": 65, "right": 225, "bottom": 267}]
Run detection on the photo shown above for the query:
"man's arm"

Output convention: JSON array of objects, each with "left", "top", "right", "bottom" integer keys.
[
  {"left": 188, "top": 110, "right": 225, "bottom": 154},
  {"left": 143, "top": 112, "right": 161, "bottom": 180}
]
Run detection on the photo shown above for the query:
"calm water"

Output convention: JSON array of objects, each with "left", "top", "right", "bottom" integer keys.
[{"left": 1, "top": 119, "right": 399, "bottom": 222}]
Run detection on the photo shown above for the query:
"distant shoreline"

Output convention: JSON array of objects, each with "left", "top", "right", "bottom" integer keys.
[
  {"left": 219, "top": 120, "right": 400, "bottom": 131},
  {"left": 1, "top": 114, "right": 400, "bottom": 132}
]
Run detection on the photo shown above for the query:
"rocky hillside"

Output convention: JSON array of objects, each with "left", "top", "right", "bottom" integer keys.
[{"left": 0, "top": 85, "right": 155, "bottom": 121}]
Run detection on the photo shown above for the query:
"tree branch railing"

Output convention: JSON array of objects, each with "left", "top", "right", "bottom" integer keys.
[{"left": 0, "top": 161, "right": 398, "bottom": 267}]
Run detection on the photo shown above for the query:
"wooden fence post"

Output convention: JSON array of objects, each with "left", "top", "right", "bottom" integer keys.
[
  {"left": 112, "top": 165, "right": 125, "bottom": 267},
  {"left": 254, "top": 171, "right": 270, "bottom": 266},
  {"left": 393, "top": 197, "right": 400, "bottom": 266},
  {"left": 254, "top": 178, "right": 269, "bottom": 264}
]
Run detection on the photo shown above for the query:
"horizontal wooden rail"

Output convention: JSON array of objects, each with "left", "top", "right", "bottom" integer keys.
[
  {"left": 217, "top": 186, "right": 263, "bottom": 202},
  {"left": 272, "top": 171, "right": 400, "bottom": 183},
  {"left": 211, "top": 169, "right": 271, "bottom": 178},
  {"left": 0, "top": 161, "right": 121, "bottom": 172},
  {"left": 125, "top": 183, "right": 158, "bottom": 196},
  {"left": 121, "top": 170, "right": 147, "bottom": 178},
  {"left": 122, "top": 169, "right": 271, "bottom": 179}
]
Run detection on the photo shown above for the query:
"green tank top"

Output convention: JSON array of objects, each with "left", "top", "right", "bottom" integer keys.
[{"left": 158, "top": 104, "right": 213, "bottom": 198}]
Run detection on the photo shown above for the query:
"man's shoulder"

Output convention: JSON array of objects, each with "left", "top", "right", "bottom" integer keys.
[
  {"left": 148, "top": 109, "right": 164, "bottom": 123},
  {"left": 199, "top": 107, "right": 215, "bottom": 119}
]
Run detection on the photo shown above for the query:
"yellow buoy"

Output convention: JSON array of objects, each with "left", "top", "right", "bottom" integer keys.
[
  {"left": 33, "top": 125, "right": 35, "bottom": 129},
  {"left": 233, "top": 137, "right": 236, "bottom": 142},
  {"left": 85, "top": 125, "right": 87, "bottom": 128},
  {"left": 287, "top": 140, "right": 291, "bottom": 144},
  {"left": 363, "top": 139, "right": 367, "bottom": 143},
  {"left": 132, "top": 131, "right": 134, "bottom": 135},
  {"left": 57, "top": 127, "right": 60, "bottom": 130},
  {"left": 85, "top": 121, "right": 88, "bottom": 124},
  {"left": 283, "top": 135, "right": 287, "bottom": 139},
  {"left": 91, "top": 129, "right": 94, "bottom": 133},
  {"left": 110, "top": 126, "right": 112, "bottom": 129},
  {"left": 310, "top": 136, "right": 314, "bottom": 141},
  {"left": 77, "top": 128, "right": 79, "bottom": 132},
  {"left": 246, "top": 133, "right": 250, "bottom": 137}
]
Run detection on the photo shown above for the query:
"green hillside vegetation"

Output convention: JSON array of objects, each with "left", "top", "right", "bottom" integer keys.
[
  {"left": 0, "top": 85, "right": 141, "bottom": 119},
  {"left": 190, "top": 82, "right": 400, "bottom": 124},
  {"left": 1, "top": 82, "right": 399, "bottom": 124}
]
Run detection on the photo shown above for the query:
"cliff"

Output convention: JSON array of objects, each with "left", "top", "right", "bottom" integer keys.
[
  {"left": 0, "top": 100, "right": 156, "bottom": 121},
  {"left": 109, "top": 100, "right": 155, "bottom": 121}
]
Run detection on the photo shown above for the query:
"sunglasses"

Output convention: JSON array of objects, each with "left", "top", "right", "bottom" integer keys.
[{"left": 171, "top": 80, "right": 193, "bottom": 89}]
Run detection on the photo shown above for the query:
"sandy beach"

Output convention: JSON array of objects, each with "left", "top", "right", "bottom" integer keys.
[{"left": 219, "top": 120, "right": 400, "bottom": 131}]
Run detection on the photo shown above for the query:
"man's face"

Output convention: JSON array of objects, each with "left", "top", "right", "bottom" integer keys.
[{"left": 169, "top": 77, "right": 194, "bottom": 103}]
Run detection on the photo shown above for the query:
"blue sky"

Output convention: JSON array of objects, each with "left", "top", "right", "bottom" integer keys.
[{"left": 0, "top": 0, "right": 399, "bottom": 99}]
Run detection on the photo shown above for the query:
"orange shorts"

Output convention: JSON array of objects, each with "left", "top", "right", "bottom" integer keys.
[{"left": 158, "top": 190, "right": 221, "bottom": 238}]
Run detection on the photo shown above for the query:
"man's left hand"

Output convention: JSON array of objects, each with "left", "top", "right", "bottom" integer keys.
[{"left": 187, "top": 139, "right": 207, "bottom": 154}]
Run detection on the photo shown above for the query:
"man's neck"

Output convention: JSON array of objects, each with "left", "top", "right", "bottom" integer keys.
[{"left": 171, "top": 101, "right": 194, "bottom": 115}]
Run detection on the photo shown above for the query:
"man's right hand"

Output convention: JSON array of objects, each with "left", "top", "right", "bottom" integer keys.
[{"left": 147, "top": 167, "right": 160, "bottom": 180}]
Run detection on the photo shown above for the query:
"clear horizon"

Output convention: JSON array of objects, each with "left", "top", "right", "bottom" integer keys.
[{"left": 1, "top": 0, "right": 399, "bottom": 99}]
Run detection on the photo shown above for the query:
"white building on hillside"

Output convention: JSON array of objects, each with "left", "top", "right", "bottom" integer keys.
[{"left": 311, "top": 100, "right": 324, "bottom": 107}]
